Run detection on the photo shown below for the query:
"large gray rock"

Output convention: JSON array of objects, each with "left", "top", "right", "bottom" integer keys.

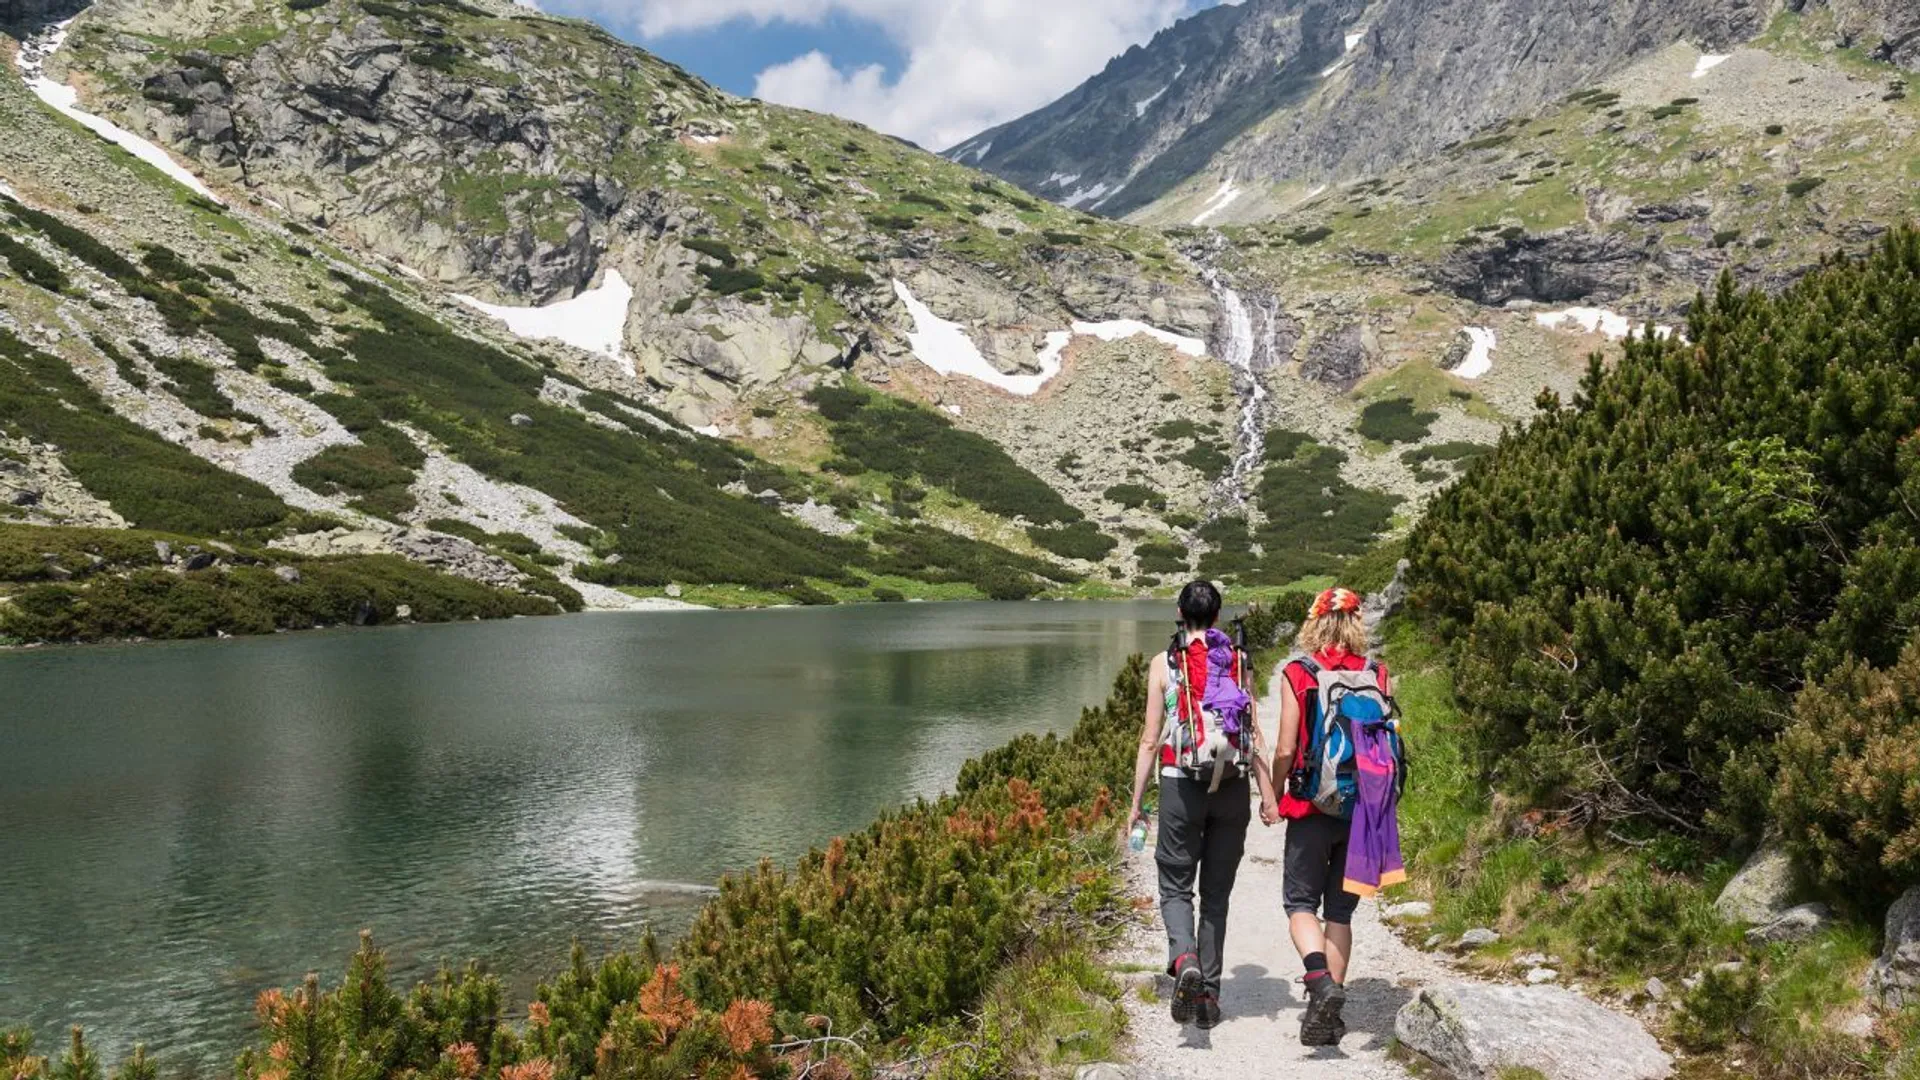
[
  {"left": 1868, "top": 887, "right": 1920, "bottom": 1010},
  {"left": 1396, "top": 983, "right": 1673, "bottom": 1080},
  {"left": 1746, "top": 902, "right": 1833, "bottom": 946},
  {"left": 1714, "top": 842, "right": 1797, "bottom": 925}
]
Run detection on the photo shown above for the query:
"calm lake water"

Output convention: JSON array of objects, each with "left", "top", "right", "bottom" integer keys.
[{"left": 0, "top": 601, "right": 1180, "bottom": 1069}]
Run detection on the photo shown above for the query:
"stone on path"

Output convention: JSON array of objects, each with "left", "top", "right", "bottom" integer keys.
[
  {"left": 1383, "top": 900, "right": 1432, "bottom": 922},
  {"left": 1075, "top": 1065, "right": 1135, "bottom": 1080},
  {"left": 1868, "top": 887, "right": 1920, "bottom": 1009},
  {"left": 1714, "top": 841, "right": 1796, "bottom": 925},
  {"left": 1456, "top": 927, "right": 1499, "bottom": 950},
  {"left": 1396, "top": 983, "right": 1673, "bottom": 1080}
]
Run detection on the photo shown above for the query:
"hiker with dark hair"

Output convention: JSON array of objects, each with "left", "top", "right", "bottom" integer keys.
[
  {"left": 1268, "top": 586, "right": 1408, "bottom": 1046},
  {"left": 1125, "top": 580, "right": 1279, "bottom": 1030}
]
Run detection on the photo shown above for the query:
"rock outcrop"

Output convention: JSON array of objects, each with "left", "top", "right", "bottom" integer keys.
[
  {"left": 964, "top": 0, "right": 1814, "bottom": 219},
  {"left": 1395, "top": 983, "right": 1673, "bottom": 1080},
  {"left": 1714, "top": 841, "right": 1799, "bottom": 925},
  {"left": 1868, "top": 886, "right": 1920, "bottom": 1010}
]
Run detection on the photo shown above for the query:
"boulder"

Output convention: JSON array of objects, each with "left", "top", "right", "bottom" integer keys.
[
  {"left": 182, "top": 552, "right": 217, "bottom": 572},
  {"left": 1383, "top": 900, "right": 1433, "bottom": 922},
  {"left": 1395, "top": 983, "right": 1673, "bottom": 1080},
  {"left": 1456, "top": 928, "right": 1500, "bottom": 950},
  {"left": 154, "top": 540, "right": 174, "bottom": 565},
  {"left": 1714, "top": 842, "right": 1797, "bottom": 925},
  {"left": 509, "top": 413, "right": 534, "bottom": 427},
  {"left": 1867, "top": 886, "right": 1920, "bottom": 1010},
  {"left": 1746, "top": 902, "right": 1833, "bottom": 946},
  {"left": 273, "top": 566, "right": 303, "bottom": 585},
  {"left": 1527, "top": 967, "right": 1560, "bottom": 984},
  {"left": 1073, "top": 1066, "right": 1135, "bottom": 1080}
]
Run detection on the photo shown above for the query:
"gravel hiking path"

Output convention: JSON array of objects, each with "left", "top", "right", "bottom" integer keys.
[
  {"left": 1116, "top": 811, "right": 1446, "bottom": 1080},
  {"left": 1115, "top": 676, "right": 1448, "bottom": 1080}
]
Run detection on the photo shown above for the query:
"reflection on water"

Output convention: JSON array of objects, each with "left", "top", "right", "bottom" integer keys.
[{"left": 0, "top": 601, "right": 1179, "bottom": 1067}]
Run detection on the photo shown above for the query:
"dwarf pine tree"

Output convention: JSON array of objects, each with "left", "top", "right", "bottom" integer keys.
[{"left": 1409, "top": 226, "right": 1920, "bottom": 850}]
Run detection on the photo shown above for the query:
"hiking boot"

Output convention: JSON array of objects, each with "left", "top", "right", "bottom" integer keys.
[
  {"left": 1300, "top": 976, "right": 1347, "bottom": 1046},
  {"left": 1195, "top": 994, "right": 1223, "bottom": 1030},
  {"left": 1169, "top": 954, "right": 1203, "bottom": 1025}
]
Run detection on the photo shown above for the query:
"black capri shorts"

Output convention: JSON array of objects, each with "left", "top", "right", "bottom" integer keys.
[{"left": 1283, "top": 811, "right": 1360, "bottom": 925}]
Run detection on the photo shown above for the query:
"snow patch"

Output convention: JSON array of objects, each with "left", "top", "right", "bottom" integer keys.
[
  {"left": 1454, "top": 327, "right": 1497, "bottom": 379},
  {"left": 1091, "top": 182, "right": 1129, "bottom": 209},
  {"left": 1135, "top": 85, "right": 1170, "bottom": 117},
  {"left": 1062, "top": 182, "right": 1110, "bottom": 208},
  {"left": 1067, "top": 320, "right": 1205, "bottom": 357},
  {"left": 1192, "top": 180, "right": 1242, "bottom": 226},
  {"left": 0, "top": 178, "right": 14, "bottom": 199},
  {"left": 1535, "top": 307, "right": 1677, "bottom": 341},
  {"left": 1692, "top": 54, "right": 1730, "bottom": 78},
  {"left": 26, "top": 69, "right": 224, "bottom": 204},
  {"left": 970, "top": 141, "right": 992, "bottom": 161},
  {"left": 1305, "top": 184, "right": 1328, "bottom": 200},
  {"left": 1345, "top": 29, "right": 1367, "bottom": 52},
  {"left": 1173, "top": 63, "right": 1188, "bottom": 80},
  {"left": 686, "top": 133, "right": 722, "bottom": 145},
  {"left": 893, "top": 280, "right": 1061, "bottom": 396},
  {"left": 1046, "top": 171, "right": 1083, "bottom": 188},
  {"left": 692, "top": 424, "right": 721, "bottom": 437},
  {"left": 456, "top": 270, "right": 635, "bottom": 377}
]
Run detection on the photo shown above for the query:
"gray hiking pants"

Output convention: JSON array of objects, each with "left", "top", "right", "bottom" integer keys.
[{"left": 1155, "top": 773, "right": 1252, "bottom": 995}]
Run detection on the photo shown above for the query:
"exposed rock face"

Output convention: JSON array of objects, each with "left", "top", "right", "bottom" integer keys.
[
  {"left": 1300, "top": 322, "right": 1371, "bottom": 387},
  {"left": 1714, "top": 841, "right": 1798, "bottom": 925},
  {"left": 964, "top": 0, "right": 1907, "bottom": 219},
  {"left": 1812, "top": 0, "right": 1920, "bottom": 68},
  {"left": 1867, "top": 887, "right": 1920, "bottom": 1010},
  {"left": 1431, "top": 228, "right": 1731, "bottom": 309},
  {"left": 1396, "top": 983, "right": 1674, "bottom": 1080}
]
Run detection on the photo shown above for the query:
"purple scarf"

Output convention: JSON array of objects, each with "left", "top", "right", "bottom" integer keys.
[
  {"left": 1197, "top": 629, "right": 1250, "bottom": 735},
  {"left": 1343, "top": 719, "right": 1407, "bottom": 896}
]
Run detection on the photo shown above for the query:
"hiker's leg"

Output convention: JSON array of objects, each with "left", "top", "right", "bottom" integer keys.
[
  {"left": 1321, "top": 823, "right": 1360, "bottom": 983},
  {"left": 1155, "top": 776, "right": 1203, "bottom": 973},
  {"left": 1324, "top": 923, "right": 1354, "bottom": 984},
  {"left": 1196, "top": 776, "right": 1252, "bottom": 994},
  {"left": 1283, "top": 814, "right": 1337, "bottom": 960}
]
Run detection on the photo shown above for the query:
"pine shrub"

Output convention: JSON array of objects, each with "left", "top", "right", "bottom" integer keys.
[
  {"left": 1774, "top": 634, "right": 1920, "bottom": 908},
  {"left": 1409, "top": 228, "right": 1920, "bottom": 843}
]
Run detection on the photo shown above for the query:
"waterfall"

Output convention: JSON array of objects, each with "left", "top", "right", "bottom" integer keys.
[{"left": 1202, "top": 268, "right": 1272, "bottom": 513}]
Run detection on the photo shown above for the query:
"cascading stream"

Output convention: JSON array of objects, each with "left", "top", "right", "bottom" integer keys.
[{"left": 1200, "top": 266, "right": 1273, "bottom": 515}]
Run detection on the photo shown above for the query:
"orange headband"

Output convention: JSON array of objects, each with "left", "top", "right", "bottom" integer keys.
[{"left": 1308, "top": 587, "right": 1361, "bottom": 619}]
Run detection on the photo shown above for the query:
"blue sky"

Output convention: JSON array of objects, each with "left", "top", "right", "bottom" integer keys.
[{"left": 537, "top": 1, "right": 1229, "bottom": 150}]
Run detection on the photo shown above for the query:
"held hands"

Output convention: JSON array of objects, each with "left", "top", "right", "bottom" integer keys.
[{"left": 1259, "top": 796, "right": 1280, "bottom": 827}]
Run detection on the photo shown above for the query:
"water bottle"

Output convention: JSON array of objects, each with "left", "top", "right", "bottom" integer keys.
[{"left": 1129, "top": 816, "right": 1149, "bottom": 853}]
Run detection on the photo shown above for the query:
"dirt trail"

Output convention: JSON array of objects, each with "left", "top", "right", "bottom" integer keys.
[{"left": 1116, "top": 676, "right": 1448, "bottom": 1079}]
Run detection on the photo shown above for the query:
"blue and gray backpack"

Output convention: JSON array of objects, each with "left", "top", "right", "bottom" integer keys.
[{"left": 1290, "top": 655, "right": 1407, "bottom": 819}]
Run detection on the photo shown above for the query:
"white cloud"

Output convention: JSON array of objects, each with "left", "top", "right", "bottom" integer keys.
[{"left": 598, "top": 1, "right": 1201, "bottom": 151}]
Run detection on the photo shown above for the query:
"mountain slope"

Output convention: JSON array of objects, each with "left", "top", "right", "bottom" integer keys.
[
  {"left": 964, "top": 0, "right": 1920, "bottom": 223},
  {"left": 0, "top": 28, "right": 1127, "bottom": 637}
]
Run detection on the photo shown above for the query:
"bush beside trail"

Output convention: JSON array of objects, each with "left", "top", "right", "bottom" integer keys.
[{"left": 1409, "top": 228, "right": 1920, "bottom": 901}]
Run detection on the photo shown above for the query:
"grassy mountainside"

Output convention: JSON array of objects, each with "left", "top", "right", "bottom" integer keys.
[{"left": 0, "top": 34, "right": 1126, "bottom": 640}]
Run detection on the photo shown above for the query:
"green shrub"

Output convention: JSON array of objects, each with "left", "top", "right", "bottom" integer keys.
[
  {"left": 1028, "top": 521, "right": 1118, "bottom": 562},
  {"left": 1712, "top": 229, "right": 1742, "bottom": 248},
  {"left": 871, "top": 587, "right": 905, "bottom": 602},
  {"left": 1103, "top": 483, "right": 1166, "bottom": 510},
  {"left": 1409, "top": 230, "right": 1920, "bottom": 841},
  {"left": 681, "top": 236, "right": 735, "bottom": 266},
  {"left": 0, "top": 328, "right": 290, "bottom": 534},
  {"left": 1766, "top": 123, "right": 1785, "bottom": 135},
  {"left": 1357, "top": 397, "right": 1438, "bottom": 444},
  {"left": 0, "top": 232, "right": 67, "bottom": 291},
  {"left": 1135, "top": 541, "right": 1189, "bottom": 575},
  {"left": 1787, "top": 177, "right": 1826, "bottom": 197},
  {"left": 697, "top": 266, "right": 766, "bottom": 295},
  {"left": 1286, "top": 225, "right": 1334, "bottom": 246},
  {"left": 1651, "top": 105, "right": 1685, "bottom": 120},
  {"left": 1774, "top": 635, "right": 1920, "bottom": 907},
  {"left": 1402, "top": 441, "right": 1487, "bottom": 466},
  {"left": 900, "top": 192, "right": 948, "bottom": 212},
  {"left": 804, "top": 385, "right": 1082, "bottom": 526}
]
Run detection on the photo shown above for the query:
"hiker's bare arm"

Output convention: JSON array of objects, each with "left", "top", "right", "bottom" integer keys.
[
  {"left": 1127, "top": 654, "right": 1166, "bottom": 828},
  {"left": 1248, "top": 696, "right": 1279, "bottom": 820},
  {"left": 1275, "top": 669, "right": 1301, "bottom": 766}
]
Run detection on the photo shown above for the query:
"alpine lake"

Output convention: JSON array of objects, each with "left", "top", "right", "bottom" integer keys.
[{"left": 0, "top": 601, "right": 1185, "bottom": 1069}]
